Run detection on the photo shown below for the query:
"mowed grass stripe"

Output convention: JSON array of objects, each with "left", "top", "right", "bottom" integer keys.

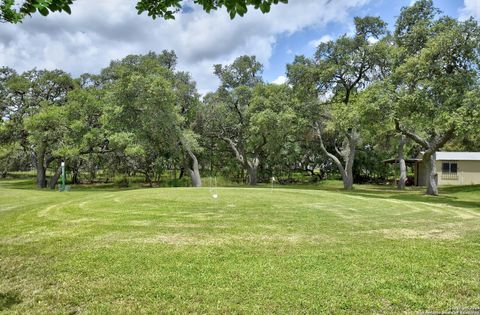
[{"left": 0, "top": 180, "right": 479, "bottom": 313}]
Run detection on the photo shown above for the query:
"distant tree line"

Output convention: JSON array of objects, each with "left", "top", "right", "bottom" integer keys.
[{"left": 1, "top": 0, "right": 479, "bottom": 195}]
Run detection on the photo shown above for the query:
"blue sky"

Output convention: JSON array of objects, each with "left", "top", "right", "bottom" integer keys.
[
  {"left": 264, "top": 0, "right": 467, "bottom": 83},
  {"left": 0, "top": 0, "right": 477, "bottom": 93}
]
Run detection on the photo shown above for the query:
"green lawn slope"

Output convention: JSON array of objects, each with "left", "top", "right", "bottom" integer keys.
[{"left": 1, "top": 180, "right": 479, "bottom": 313}]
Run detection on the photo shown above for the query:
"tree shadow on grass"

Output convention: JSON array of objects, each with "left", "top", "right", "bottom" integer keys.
[
  {"left": 440, "top": 185, "right": 480, "bottom": 194},
  {"left": 0, "top": 291, "right": 22, "bottom": 311},
  {"left": 349, "top": 190, "right": 480, "bottom": 210},
  {"left": 0, "top": 179, "right": 150, "bottom": 192},
  {"left": 0, "top": 179, "right": 38, "bottom": 190},
  {"left": 0, "top": 177, "right": 198, "bottom": 192}
]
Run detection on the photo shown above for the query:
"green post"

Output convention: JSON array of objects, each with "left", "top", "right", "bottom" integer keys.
[{"left": 61, "top": 161, "right": 66, "bottom": 192}]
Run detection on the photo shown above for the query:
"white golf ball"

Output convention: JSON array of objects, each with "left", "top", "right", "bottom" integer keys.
[{"left": 212, "top": 194, "right": 218, "bottom": 199}]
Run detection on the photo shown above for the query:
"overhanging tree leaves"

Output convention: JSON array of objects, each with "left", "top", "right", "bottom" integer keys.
[
  {"left": 1, "top": 0, "right": 287, "bottom": 23},
  {"left": 136, "top": 0, "right": 288, "bottom": 20},
  {"left": 1, "top": 0, "right": 73, "bottom": 23}
]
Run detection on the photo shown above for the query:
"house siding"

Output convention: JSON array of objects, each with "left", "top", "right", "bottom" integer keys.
[
  {"left": 416, "top": 160, "right": 480, "bottom": 186},
  {"left": 437, "top": 160, "right": 480, "bottom": 186}
]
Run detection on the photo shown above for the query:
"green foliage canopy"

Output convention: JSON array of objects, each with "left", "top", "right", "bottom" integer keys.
[{"left": 1, "top": 0, "right": 287, "bottom": 23}]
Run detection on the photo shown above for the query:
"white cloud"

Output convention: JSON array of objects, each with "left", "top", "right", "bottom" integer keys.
[
  {"left": 459, "top": 0, "right": 480, "bottom": 20},
  {"left": 308, "top": 35, "right": 333, "bottom": 48},
  {"left": 0, "top": 0, "right": 371, "bottom": 94},
  {"left": 271, "top": 75, "right": 287, "bottom": 85}
]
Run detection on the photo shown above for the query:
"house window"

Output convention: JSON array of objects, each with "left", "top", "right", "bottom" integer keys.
[
  {"left": 441, "top": 162, "right": 458, "bottom": 179},
  {"left": 442, "top": 162, "right": 457, "bottom": 174}
]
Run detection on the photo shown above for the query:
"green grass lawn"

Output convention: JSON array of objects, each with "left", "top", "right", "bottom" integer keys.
[{"left": 1, "top": 180, "right": 479, "bottom": 314}]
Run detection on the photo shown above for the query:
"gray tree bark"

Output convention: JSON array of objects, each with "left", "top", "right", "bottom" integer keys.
[
  {"left": 49, "top": 165, "right": 62, "bottom": 190},
  {"left": 33, "top": 144, "right": 54, "bottom": 189},
  {"left": 424, "top": 152, "right": 438, "bottom": 196},
  {"left": 247, "top": 158, "right": 259, "bottom": 186},
  {"left": 397, "top": 135, "right": 407, "bottom": 190},
  {"left": 188, "top": 167, "right": 202, "bottom": 187},
  {"left": 181, "top": 142, "right": 202, "bottom": 188},
  {"left": 223, "top": 137, "right": 261, "bottom": 186},
  {"left": 343, "top": 131, "right": 357, "bottom": 190},
  {"left": 36, "top": 164, "right": 47, "bottom": 188},
  {"left": 314, "top": 123, "right": 357, "bottom": 190},
  {"left": 72, "top": 165, "right": 80, "bottom": 184},
  {"left": 34, "top": 148, "right": 47, "bottom": 188},
  {"left": 395, "top": 120, "right": 453, "bottom": 196}
]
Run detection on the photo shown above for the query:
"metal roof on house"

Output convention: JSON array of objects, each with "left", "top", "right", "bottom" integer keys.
[{"left": 435, "top": 152, "right": 480, "bottom": 161}]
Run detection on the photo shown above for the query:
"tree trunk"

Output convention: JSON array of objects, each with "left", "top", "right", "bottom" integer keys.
[
  {"left": 49, "top": 165, "right": 62, "bottom": 190},
  {"left": 246, "top": 157, "right": 259, "bottom": 186},
  {"left": 34, "top": 148, "right": 48, "bottom": 188},
  {"left": 89, "top": 167, "right": 96, "bottom": 184},
  {"left": 222, "top": 137, "right": 263, "bottom": 186},
  {"left": 395, "top": 120, "right": 455, "bottom": 196},
  {"left": 424, "top": 153, "right": 439, "bottom": 196},
  {"left": 182, "top": 144, "right": 202, "bottom": 188},
  {"left": 397, "top": 135, "right": 407, "bottom": 190},
  {"left": 36, "top": 164, "right": 47, "bottom": 188},
  {"left": 33, "top": 145, "right": 52, "bottom": 189},
  {"left": 247, "top": 165, "right": 258, "bottom": 185},
  {"left": 314, "top": 123, "right": 357, "bottom": 191},
  {"left": 343, "top": 132, "right": 357, "bottom": 190},
  {"left": 145, "top": 172, "right": 153, "bottom": 187},
  {"left": 188, "top": 167, "right": 202, "bottom": 187},
  {"left": 72, "top": 167, "right": 80, "bottom": 184},
  {"left": 343, "top": 171, "right": 353, "bottom": 190}
]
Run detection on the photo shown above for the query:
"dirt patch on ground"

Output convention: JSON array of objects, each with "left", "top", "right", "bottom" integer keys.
[
  {"left": 361, "top": 228, "right": 460, "bottom": 240},
  {"left": 0, "top": 228, "right": 81, "bottom": 245},
  {"left": 95, "top": 231, "right": 338, "bottom": 246},
  {"left": 128, "top": 220, "right": 153, "bottom": 226},
  {"left": 160, "top": 222, "right": 202, "bottom": 228}
]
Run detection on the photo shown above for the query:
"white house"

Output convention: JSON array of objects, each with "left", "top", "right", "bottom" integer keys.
[{"left": 416, "top": 152, "right": 480, "bottom": 186}]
